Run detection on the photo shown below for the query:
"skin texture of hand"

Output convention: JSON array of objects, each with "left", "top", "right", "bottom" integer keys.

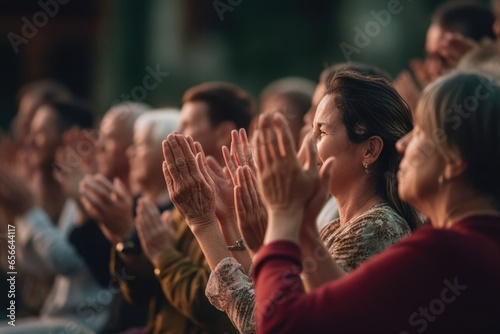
[
  {"left": 79, "top": 174, "right": 134, "bottom": 244},
  {"left": 254, "top": 113, "right": 316, "bottom": 213},
  {"left": 253, "top": 113, "right": 333, "bottom": 244},
  {"left": 162, "top": 133, "right": 217, "bottom": 230},
  {"left": 296, "top": 132, "right": 333, "bottom": 239},
  {"left": 223, "top": 128, "right": 257, "bottom": 185},
  {"left": 135, "top": 198, "right": 176, "bottom": 262},
  {"left": 164, "top": 133, "right": 253, "bottom": 272},
  {"left": 234, "top": 165, "right": 267, "bottom": 257},
  {"left": 0, "top": 164, "right": 35, "bottom": 216},
  {"left": 222, "top": 128, "right": 268, "bottom": 256},
  {"left": 205, "top": 156, "right": 236, "bottom": 225}
]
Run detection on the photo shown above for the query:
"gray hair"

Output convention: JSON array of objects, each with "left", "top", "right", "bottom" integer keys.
[
  {"left": 134, "top": 109, "right": 180, "bottom": 144},
  {"left": 107, "top": 101, "right": 152, "bottom": 135},
  {"left": 457, "top": 42, "right": 500, "bottom": 82}
]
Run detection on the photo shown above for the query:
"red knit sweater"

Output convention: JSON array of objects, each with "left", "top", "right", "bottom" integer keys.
[{"left": 253, "top": 215, "right": 500, "bottom": 334}]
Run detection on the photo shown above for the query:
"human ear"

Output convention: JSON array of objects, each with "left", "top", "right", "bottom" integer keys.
[
  {"left": 362, "top": 135, "right": 384, "bottom": 165},
  {"left": 443, "top": 157, "right": 467, "bottom": 181}
]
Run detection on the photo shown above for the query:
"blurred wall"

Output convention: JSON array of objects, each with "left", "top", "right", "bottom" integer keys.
[{"left": 0, "top": 0, "right": 493, "bottom": 132}]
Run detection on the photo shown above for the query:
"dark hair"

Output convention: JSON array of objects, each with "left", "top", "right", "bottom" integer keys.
[
  {"left": 183, "top": 82, "right": 255, "bottom": 131},
  {"left": 418, "top": 72, "right": 500, "bottom": 205},
  {"left": 320, "top": 62, "right": 393, "bottom": 86},
  {"left": 326, "top": 71, "right": 421, "bottom": 230},
  {"left": 432, "top": 2, "right": 495, "bottom": 41},
  {"left": 37, "top": 99, "right": 95, "bottom": 134}
]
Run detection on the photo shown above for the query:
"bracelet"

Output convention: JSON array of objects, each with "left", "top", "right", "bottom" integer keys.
[{"left": 227, "top": 237, "right": 246, "bottom": 251}]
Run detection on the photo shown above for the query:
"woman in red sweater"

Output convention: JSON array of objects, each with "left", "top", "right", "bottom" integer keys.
[{"left": 252, "top": 71, "right": 500, "bottom": 334}]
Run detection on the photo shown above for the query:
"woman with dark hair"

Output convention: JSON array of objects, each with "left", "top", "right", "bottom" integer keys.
[
  {"left": 312, "top": 70, "right": 420, "bottom": 273},
  {"left": 252, "top": 71, "right": 500, "bottom": 333},
  {"left": 161, "top": 70, "right": 417, "bottom": 333}
]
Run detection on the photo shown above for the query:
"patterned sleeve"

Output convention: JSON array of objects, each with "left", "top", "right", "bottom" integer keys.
[{"left": 206, "top": 257, "right": 257, "bottom": 334}]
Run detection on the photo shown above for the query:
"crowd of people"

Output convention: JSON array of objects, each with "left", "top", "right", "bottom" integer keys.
[{"left": 0, "top": 1, "right": 499, "bottom": 333}]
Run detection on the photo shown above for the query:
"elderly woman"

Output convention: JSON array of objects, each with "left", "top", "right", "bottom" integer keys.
[
  {"left": 252, "top": 71, "right": 500, "bottom": 333},
  {"left": 163, "top": 70, "right": 419, "bottom": 333},
  {"left": 80, "top": 110, "right": 191, "bottom": 333}
]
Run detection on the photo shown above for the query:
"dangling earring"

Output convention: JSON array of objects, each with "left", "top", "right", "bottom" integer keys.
[{"left": 363, "top": 162, "right": 369, "bottom": 174}]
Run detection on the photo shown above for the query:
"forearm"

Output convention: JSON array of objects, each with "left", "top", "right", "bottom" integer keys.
[
  {"left": 23, "top": 208, "right": 85, "bottom": 275},
  {"left": 300, "top": 229, "right": 345, "bottom": 292},
  {"left": 263, "top": 210, "right": 303, "bottom": 246},
  {"left": 189, "top": 215, "right": 234, "bottom": 270}
]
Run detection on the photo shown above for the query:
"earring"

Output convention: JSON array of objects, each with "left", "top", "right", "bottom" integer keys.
[{"left": 363, "top": 162, "right": 369, "bottom": 174}]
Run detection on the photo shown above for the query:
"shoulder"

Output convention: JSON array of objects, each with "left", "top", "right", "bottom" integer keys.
[
  {"left": 352, "top": 204, "right": 411, "bottom": 240},
  {"left": 388, "top": 218, "right": 500, "bottom": 266}
]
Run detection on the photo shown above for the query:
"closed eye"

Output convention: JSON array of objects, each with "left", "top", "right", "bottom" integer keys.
[{"left": 312, "top": 130, "right": 326, "bottom": 139}]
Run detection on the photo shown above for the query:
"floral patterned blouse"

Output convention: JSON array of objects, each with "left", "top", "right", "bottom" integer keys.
[
  {"left": 205, "top": 203, "right": 411, "bottom": 333},
  {"left": 319, "top": 203, "right": 411, "bottom": 272}
]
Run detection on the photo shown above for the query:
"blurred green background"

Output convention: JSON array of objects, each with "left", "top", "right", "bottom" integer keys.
[{"left": 0, "top": 0, "right": 493, "bottom": 131}]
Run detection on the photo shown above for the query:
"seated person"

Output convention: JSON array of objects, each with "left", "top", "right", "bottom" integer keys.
[
  {"left": 253, "top": 71, "right": 500, "bottom": 333},
  {"left": 0, "top": 99, "right": 107, "bottom": 333}
]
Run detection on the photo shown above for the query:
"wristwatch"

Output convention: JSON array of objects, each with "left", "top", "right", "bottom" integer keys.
[{"left": 115, "top": 233, "right": 141, "bottom": 254}]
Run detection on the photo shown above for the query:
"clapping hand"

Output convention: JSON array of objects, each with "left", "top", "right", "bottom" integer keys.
[
  {"left": 80, "top": 174, "right": 134, "bottom": 244},
  {"left": 135, "top": 198, "right": 176, "bottom": 263},
  {"left": 162, "top": 133, "right": 217, "bottom": 230},
  {"left": 234, "top": 165, "right": 267, "bottom": 256},
  {"left": 252, "top": 113, "right": 333, "bottom": 244}
]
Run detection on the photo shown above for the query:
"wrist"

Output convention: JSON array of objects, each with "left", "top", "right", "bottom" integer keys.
[
  {"left": 264, "top": 209, "right": 303, "bottom": 245},
  {"left": 187, "top": 213, "right": 218, "bottom": 235},
  {"left": 269, "top": 208, "right": 304, "bottom": 221}
]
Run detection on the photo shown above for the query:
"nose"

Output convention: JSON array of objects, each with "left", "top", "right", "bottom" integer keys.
[{"left": 396, "top": 131, "right": 412, "bottom": 155}]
